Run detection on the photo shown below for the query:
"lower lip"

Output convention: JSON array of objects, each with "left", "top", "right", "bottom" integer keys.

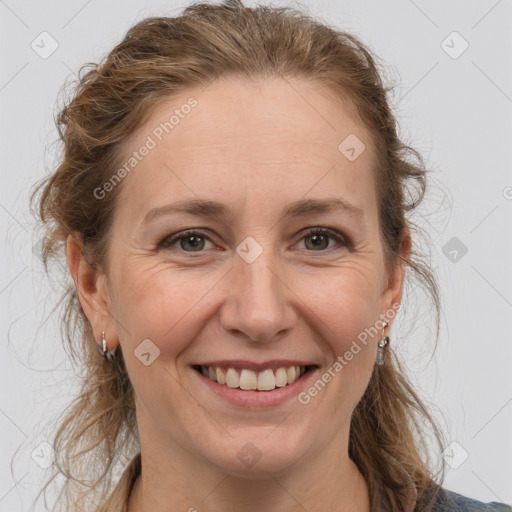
[{"left": 192, "top": 367, "right": 319, "bottom": 409}]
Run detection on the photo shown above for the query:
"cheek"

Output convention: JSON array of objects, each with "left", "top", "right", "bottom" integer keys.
[
  {"left": 112, "top": 268, "right": 211, "bottom": 420},
  {"left": 296, "top": 263, "right": 382, "bottom": 391},
  {"left": 307, "top": 284, "right": 380, "bottom": 418},
  {"left": 110, "top": 262, "right": 215, "bottom": 360},
  {"left": 325, "top": 292, "right": 380, "bottom": 371},
  {"left": 304, "top": 261, "right": 382, "bottom": 339}
]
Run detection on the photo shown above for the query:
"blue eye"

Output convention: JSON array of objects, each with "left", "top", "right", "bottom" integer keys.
[{"left": 158, "top": 227, "right": 349, "bottom": 253}]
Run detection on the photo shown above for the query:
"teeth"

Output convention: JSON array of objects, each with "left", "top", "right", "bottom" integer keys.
[
  {"left": 257, "top": 369, "right": 275, "bottom": 390},
  {"left": 287, "top": 366, "right": 297, "bottom": 385},
  {"left": 199, "top": 365, "right": 308, "bottom": 391},
  {"left": 275, "top": 367, "right": 288, "bottom": 387},
  {"left": 225, "top": 368, "right": 239, "bottom": 388},
  {"left": 240, "top": 369, "right": 257, "bottom": 390}
]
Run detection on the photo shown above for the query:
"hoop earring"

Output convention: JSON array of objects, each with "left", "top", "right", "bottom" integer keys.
[
  {"left": 100, "top": 330, "right": 116, "bottom": 362},
  {"left": 376, "top": 320, "right": 390, "bottom": 366}
]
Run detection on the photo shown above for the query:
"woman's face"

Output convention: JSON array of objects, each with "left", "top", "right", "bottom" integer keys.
[{"left": 75, "top": 76, "right": 406, "bottom": 476}]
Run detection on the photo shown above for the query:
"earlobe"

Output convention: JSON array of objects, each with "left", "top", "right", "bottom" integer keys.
[{"left": 65, "top": 233, "right": 115, "bottom": 346}]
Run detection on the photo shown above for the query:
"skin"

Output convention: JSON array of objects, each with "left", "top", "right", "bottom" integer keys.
[{"left": 66, "top": 76, "right": 410, "bottom": 512}]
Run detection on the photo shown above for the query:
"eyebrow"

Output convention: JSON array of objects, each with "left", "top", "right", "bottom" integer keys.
[{"left": 141, "top": 197, "right": 364, "bottom": 226}]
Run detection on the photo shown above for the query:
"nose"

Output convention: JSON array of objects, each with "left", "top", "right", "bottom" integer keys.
[{"left": 219, "top": 246, "right": 297, "bottom": 343}]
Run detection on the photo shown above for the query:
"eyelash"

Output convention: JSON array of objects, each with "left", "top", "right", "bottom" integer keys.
[{"left": 157, "top": 227, "right": 350, "bottom": 254}]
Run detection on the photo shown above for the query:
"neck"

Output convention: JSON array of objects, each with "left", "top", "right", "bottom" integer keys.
[{"left": 127, "top": 429, "right": 371, "bottom": 512}]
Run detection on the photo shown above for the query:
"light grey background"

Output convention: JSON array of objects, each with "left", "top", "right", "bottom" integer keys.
[{"left": 1, "top": 0, "right": 511, "bottom": 510}]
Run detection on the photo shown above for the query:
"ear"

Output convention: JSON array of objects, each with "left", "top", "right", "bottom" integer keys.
[
  {"left": 65, "top": 232, "right": 117, "bottom": 350},
  {"left": 379, "top": 228, "right": 411, "bottom": 327}
]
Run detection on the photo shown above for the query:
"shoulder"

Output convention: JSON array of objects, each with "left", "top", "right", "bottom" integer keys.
[{"left": 432, "top": 487, "right": 512, "bottom": 512}]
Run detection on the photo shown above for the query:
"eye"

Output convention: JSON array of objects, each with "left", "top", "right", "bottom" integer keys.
[
  {"left": 158, "top": 229, "right": 215, "bottom": 252},
  {"left": 157, "top": 227, "right": 349, "bottom": 254},
  {"left": 296, "top": 227, "right": 349, "bottom": 251}
]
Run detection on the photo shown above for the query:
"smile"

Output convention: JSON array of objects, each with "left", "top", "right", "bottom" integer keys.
[{"left": 193, "top": 364, "right": 313, "bottom": 391}]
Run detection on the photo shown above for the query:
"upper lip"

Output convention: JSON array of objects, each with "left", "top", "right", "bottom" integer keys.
[{"left": 192, "top": 360, "right": 319, "bottom": 372}]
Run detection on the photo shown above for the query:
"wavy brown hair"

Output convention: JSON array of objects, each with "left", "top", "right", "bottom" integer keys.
[{"left": 28, "top": 1, "right": 449, "bottom": 510}]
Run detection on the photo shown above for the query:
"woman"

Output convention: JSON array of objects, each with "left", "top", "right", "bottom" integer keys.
[{"left": 30, "top": 1, "right": 511, "bottom": 511}]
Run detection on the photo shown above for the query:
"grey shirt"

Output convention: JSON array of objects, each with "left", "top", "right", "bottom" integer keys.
[{"left": 432, "top": 488, "right": 511, "bottom": 511}]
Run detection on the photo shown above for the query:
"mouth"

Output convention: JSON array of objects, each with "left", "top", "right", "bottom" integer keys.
[{"left": 191, "top": 364, "right": 318, "bottom": 392}]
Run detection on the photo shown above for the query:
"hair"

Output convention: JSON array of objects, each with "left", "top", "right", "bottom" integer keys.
[{"left": 28, "top": 1, "right": 449, "bottom": 510}]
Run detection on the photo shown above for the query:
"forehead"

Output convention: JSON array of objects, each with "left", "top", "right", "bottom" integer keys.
[{"left": 112, "top": 76, "right": 377, "bottom": 224}]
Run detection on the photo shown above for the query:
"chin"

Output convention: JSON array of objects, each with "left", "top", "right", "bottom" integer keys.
[{"left": 201, "top": 430, "right": 310, "bottom": 477}]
